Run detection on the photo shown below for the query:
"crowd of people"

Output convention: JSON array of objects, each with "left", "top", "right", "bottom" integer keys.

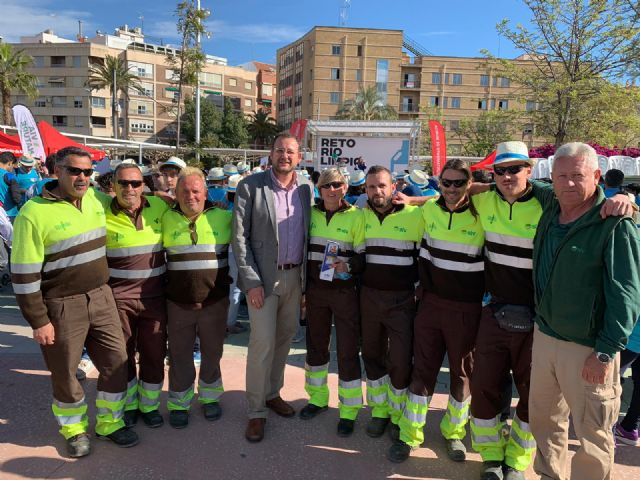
[{"left": 1, "top": 135, "right": 639, "bottom": 480}]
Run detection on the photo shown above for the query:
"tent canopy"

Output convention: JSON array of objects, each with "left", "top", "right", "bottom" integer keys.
[
  {"left": 38, "top": 121, "right": 105, "bottom": 161},
  {"left": 0, "top": 132, "right": 22, "bottom": 155}
]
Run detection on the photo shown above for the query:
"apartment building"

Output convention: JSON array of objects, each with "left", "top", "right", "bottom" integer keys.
[
  {"left": 277, "top": 26, "right": 543, "bottom": 152},
  {"left": 9, "top": 26, "right": 277, "bottom": 143}
]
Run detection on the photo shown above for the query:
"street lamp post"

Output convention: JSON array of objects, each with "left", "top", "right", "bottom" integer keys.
[{"left": 195, "top": 0, "right": 201, "bottom": 162}]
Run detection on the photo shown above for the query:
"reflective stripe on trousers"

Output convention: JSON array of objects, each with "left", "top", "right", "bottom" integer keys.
[
  {"left": 168, "top": 384, "right": 195, "bottom": 411},
  {"left": 51, "top": 397, "right": 89, "bottom": 440},
  {"left": 305, "top": 363, "right": 329, "bottom": 408},
  {"left": 95, "top": 390, "right": 127, "bottom": 436}
]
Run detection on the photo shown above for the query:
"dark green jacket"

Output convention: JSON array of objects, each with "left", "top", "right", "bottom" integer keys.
[{"left": 532, "top": 183, "right": 640, "bottom": 356}]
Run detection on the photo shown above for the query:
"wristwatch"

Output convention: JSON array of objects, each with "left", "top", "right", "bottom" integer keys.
[{"left": 595, "top": 352, "right": 613, "bottom": 364}]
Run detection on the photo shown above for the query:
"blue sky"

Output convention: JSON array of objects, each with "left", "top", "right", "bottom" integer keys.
[{"left": 2, "top": 0, "right": 534, "bottom": 65}]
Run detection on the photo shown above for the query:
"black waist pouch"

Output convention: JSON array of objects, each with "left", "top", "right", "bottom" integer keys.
[{"left": 491, "top": 303, "right": 534, "bottom": 333}]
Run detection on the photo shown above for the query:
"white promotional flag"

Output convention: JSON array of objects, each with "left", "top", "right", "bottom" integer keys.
[{"left": 12, "top": 104, "right": 46, "bottom": 161}]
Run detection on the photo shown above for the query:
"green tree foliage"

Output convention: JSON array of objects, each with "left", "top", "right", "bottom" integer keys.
[
  {"left": 220, "top": 97, "right": 249, "bottom": 148},
  {"left": 335, "top": 85, "right": 398, "bottom": 120},
  {"left": 454, "top": 111, "right": 519, "bottom": 157},
  {"left": 247, "top": 108, "right": 280, "bottom": 148},
  {"left": 182, "top": 96, "right": 222, "bottom": 147},
  {"left": 485, "top": 0, "right": 640, "bottom": 147},
  {"left": 0, "top": 44, "right": 38, "bottom": 125},
  {"left": 87, "top": 54, "right": 143, "bottom": 138}
]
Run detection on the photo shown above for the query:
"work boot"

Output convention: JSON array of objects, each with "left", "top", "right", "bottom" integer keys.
[
  {"left": 388, "top": 422, "right": 400, "bottom": 441},
  {"left": 169, "top": 410, "right": 189, "bottom": 429},
  {"left": 503, "top": 466, "right": 525, "bottom": 480},
  {"left": 446, "top": 438, "right": 467, "bottom": 462},
  {"left": 480, "top": 461, "right": 504, "bottom": 480},
  {"left": 97, "top": 427, "right": 139, "bottom": 448},
  {"left": 366, "top": 417, "right": 390, "bottom": 438},
  {"left": 203, "top": 403, "right": 222, "bottom": 421},
  {"left": 299, "top": 403, "right": 328, "bottom": 420},
  {"left": 337, "top": 418, "right": 355, "bottom": 437},
  {"left": 140, "top": 410, "right": 164, "bottom": 428},
  {"left": 387, "top": 440, "right": 412, "bottom": 463},
  {"left": 66, "top": 433, "right": 91, "bottom": 458},
  {"left": 123, "top": 409, "right": 138, "bottom": 428}
]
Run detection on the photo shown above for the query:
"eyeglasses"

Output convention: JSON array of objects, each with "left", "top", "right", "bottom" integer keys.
[
  {"left": 188, "top": 222, "right": 198, "bottom": 245},
  {"left": 273, "top": 147, "right": 298, "bottom": 155},
  {"left": 441, "top": 178, "right": 468, "bottom": 188},
  {"left": 494, "top": 165, "right": 526, "bottom": 176},
  {"left": 63, "top": 166, "right": 93, "bottom": 177},
  {"left": 117, "top": 179, "right": 143, "bottom": 188},
  {"left": 320, "top": 182, "right": 345, "bottom": 190}
]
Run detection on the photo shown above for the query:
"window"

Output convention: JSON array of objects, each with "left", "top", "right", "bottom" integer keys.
[
  {"left": 444, "top": 73, "right": 450, "bottom": 85},
  {"left": 130, "top": 120, "right": 154, "bottom": 133},
  {"left": 52, "top": 115, "right": 67, "bottom": 127},
  {"left": 490, "top": 99, "right": 496, "bottom": 110},
  {"left": 526, "top": 100, "right": 536, "bottom": 112},
  {"left": 478, "top": 99, "right": 488, "bottom": 110},
  {"left": 501, "top": 77, "right": 510, "bottom": 88},
  {"left": 91, "top": 97, "right": 106, "bottom": 108},
  {"left": 432, "top": 72, "right": 441, "bottom": 84},
  {"left": 330, "top": 92, "right": 340, "bottom": 104},
  {"left": 132, "top": 83, "right": 153, "bottom": 98},
  {"left": 51, "top": 56, "right": 66, "bottom": 68},
  {"left": 75, "top": 116, "right": 84, "bottom": 128},
  {"left": 403, "top": 73, "right": 417, "bottom": 87},
  {"left": 74, "top": 97, "right": 83, "bottom": 108},
  {"left": 498, "top": 99, "right": 509, "bottom": 110},
  {"left": 68, "top": 77, "right": 85, "bottom": 87},
  {"left": 355, "top": 69, "right": 362, "bottom": 81},
  {"left": 452, "top": 73, "right": 462, "bottom": 85},
  {"left": 33, "top": 56, "right": 44, "bottom": 68},
  {"left": 430, "top": 96, "right": 439, "bottom": 107},
  {"left": 331, "top": 68, "right": 340, "bottom": 80},
  {"left": 244, "top": 99, "right": 252, "bottom": 108},
  {"left": 229, "top": 78, "right": 237, "bottom": 87},
  {"left": 48, "top": 77, "right": 66, "bottom": 88},
  {"left": 376, "top": 59, "right": 389, "bottom": 103},
  {"left": 402, "top": 97, "right": 414, "bottom": 112},
  {"left": 199, "top": 72, "right": 222, "bottom": 87},
  {"left": 449, "top": 120, "right": 460, "bottom": 131},
  {"left": 262, "top": 84, "right": 273, "bottom": 96},
  {"left": 165, "top": 69, "right": 179, "bottom": 81},
  {"left": 34, "top": 98, "right": 46, "bottom": 108},
  {"left": 52, "top": 96, "right": 67, "bottom": 107},
  {"left": 357, "top": 45, "right": 363, "bottom": 57},
  {"left": 442, "top": 97, "right": 448, "bottom": 109},
  {"left": 72, "top": 56, "right": 82, "bottom": 68},
  {"left": 451, "top": 97, "right": 461, "bottom": 109},
  {"left": 165, "top": 88, "right": 180, "bottom": 100},
  {"left": 90, "top": 116, "right": 107, "bottom": 128},
  {"left": 332, "top": 45, "right": 341, "bottom": 55},
  {"left": 244, "top": 81, "right": 252, "bottom": 90},
  {"left": 480, "top": 75, "right": 489, "bottom": 87},
  {"left": 129, "top": 61, "right": 153, "bottom": 79}
]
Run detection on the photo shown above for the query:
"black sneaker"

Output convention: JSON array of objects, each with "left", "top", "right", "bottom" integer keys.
[
  {"left": 388, "top": 422, "right": 400, "bottom": 441},
  {"left": 140, "top": 410, "right": 164, "bottom": 428},
  {"left": 503, "top": 465, "right": 525, "bottom": 480},
  {"left": 169, "top": 410, "right": 189, "bottom": 429},
  {"left": 445, "top": 438, "right": 467, "bottom": 462},
  {"left": 67, "top": 433, "right": 91, "bottom": 458},
  {"left": 299, "top": 403, "right": 328, "bottom": 420},
  {"left": 480, "top": 461, "right": 504, "bottom": 480},
  {"left": 123, "top": 409, "right": 138, "bottom": 428},
  {"left": 337, "top": 418, "right": 355, "bottom": 437},
  {"left": 97, "top": 427, "right": 139, "bottom": 448},
  {"left": 203, "top": 403, "right": 222, "bottom": 421},
  {"left": 366, "top": 417, "right": 390, "bottom": 438},
  {"left": 387, "top": 440, "right": 412, "bottom": 463}
]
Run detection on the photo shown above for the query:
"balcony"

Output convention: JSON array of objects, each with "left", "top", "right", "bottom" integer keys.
[
  {"left": 400, "top": 105, "right": 419, "bottom": 113},
  {"left": 401, "top": 81, "right": 420, "bottom": 89}
]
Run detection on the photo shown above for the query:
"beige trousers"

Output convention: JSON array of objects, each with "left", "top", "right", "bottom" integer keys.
[
  {"left": 245, "top": 266, "right": 301, "bottom": 418},
  {"left": 529, "top": 326, "right": 621, "bottom": 480}
]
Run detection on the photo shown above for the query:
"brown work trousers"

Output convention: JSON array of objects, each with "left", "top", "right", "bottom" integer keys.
[
  {"left": 167, "top": 298, "right": 229, "bottom": 393},
  {"left": 470, "top": 305, "right": 533, "bottom": 422},
  {"left": 305, "top": 284, "right": 361, "bottom": 381},
  {"left": 360, "top": 285, "right": 415, "bottom": 388},
  {"left": 115, "top": 296, "right": 167, "bottom": 385},
  {"left": 41, "top": 284, "right": 128, "bottom": 403},
  {"left": 409, "top": 292, "right": 481, "bottom": 400}
]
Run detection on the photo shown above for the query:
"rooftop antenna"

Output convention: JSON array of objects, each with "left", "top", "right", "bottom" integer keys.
[
  {"left": 339, "top": 0, "right": 351, "bottom": 27},
  {"left": 139, "top": 14, "right": 144, "bottom": 34}
]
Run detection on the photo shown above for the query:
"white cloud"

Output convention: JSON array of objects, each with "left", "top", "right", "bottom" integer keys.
[{"left": 0, "top": 1, "right": 93, "bottom": 42}]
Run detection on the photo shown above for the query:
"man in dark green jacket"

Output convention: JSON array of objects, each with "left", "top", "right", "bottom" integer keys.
[{"left": 529, "top": 142, "right": 640, "bottom": 480}]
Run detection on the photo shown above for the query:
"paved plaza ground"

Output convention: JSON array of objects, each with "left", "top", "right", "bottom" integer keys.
[{"left": 0, "top": 281, "right": 638, "bottom": 480}]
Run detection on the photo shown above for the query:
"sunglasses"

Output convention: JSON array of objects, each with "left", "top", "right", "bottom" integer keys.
[
  {"left": 494, "top": 165, "right": 526, "bottom": 176},
  {"left": 441, "top": 178, "right": 468, "bottom": 188},
  {"left": 64, "top": 166, "right": 93, "bottom": 177},
  {"left": 188, "top": 222, "right": 198, "bottom": 246},
  {"left": 117, "top": 179, "right": 143, "bottom": 188},
  {"left": 320, "top": 182, "right": 345, "bottom": 190}
]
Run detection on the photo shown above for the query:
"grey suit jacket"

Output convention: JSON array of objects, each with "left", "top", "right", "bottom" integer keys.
[{"left": 232, "top": 170, "right": 314, "bottom": 297}]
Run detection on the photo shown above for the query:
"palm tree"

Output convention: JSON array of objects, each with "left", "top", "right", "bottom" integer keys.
[
  {"left": 248, "top": 108, "right": 279, "bottom": 148},
  {"left": 87, "top": 55, "right": 144, "bottom": 139},
  {"left": 0, "top": 44, "right": 38, "bottom": 125},
  {"left": 336, "top": 85, "right": 398, "bottom": 121}
]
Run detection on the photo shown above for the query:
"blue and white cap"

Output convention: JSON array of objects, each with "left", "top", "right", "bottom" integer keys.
[
  {"left": 494, "top": 141, "right": 534, "bottom": 165},
  {"left": 207, "top": 167, "right": 225, "bottom": 181},
  {"left": 405, "top": 169, "right": 428, "bottom": 189},
  {"left": 349, "top": 170, "right": 365, "bottom": 186},
  {"left": 223, "top": 164, "right": 238, "bottom": 176},
  {"left": 226, "top": 174, "right": 242, "bottom": 192}
]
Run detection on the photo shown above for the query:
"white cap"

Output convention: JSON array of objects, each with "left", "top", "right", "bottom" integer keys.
[
  {"left": 405, "top": 169, "right": 428, "bottom": 189},
  {"left": 226, "top": 174, "right": 242, "bottom": 192},
  {"left": 236, "top": 161, "right": 249, "bottom": 173},
  {"left": 19, "top": 156, "right": 36, "bottom": 166},
  {"left": 494, "top": 141, "right": 533, "bottom": 165},
  {"left": 161, "top": 156, "right": 186, "bottom": 170},
  {"left": 207, "top": 167, "right": 225, "bottom": 181},
  {"left": 349, "top": 170, "right": 365, "bottom": 186},
  {"left": 121, "top": 158, "right": 137, "bottom": 165},
  {"left": 223, "top": 164, "right": 238, "bottom": 176},
  {"left": 251, "top": 166, "right": 262, "bottom": 174}
]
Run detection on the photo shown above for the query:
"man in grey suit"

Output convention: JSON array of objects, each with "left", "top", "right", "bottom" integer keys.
[{"left": 233, "top": 133, "right": 313, "bottom": 442}]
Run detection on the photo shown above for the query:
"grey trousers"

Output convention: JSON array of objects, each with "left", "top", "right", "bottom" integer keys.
[{"left": 245, "top": 266, "right": 301, "bottom": 418}]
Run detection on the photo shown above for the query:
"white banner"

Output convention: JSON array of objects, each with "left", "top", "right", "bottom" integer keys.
[
  {"left": 12, "top": 104, "right": 46, "bottom": 161},
  {"left": 315, "top": 136, "right": 410, "bottom": 173}
]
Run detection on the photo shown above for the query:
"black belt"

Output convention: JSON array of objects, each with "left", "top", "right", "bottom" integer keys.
[{"left": 277, "top": 263, "right": 300, "bottom": 270}]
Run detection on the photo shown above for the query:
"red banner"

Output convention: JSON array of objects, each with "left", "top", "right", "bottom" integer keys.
[
  {"left": 289, "top": 119, "right": 307, "bottom": 142},
  {"left": 428, "top": 120, "right": 446, "bottom": 176}
]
